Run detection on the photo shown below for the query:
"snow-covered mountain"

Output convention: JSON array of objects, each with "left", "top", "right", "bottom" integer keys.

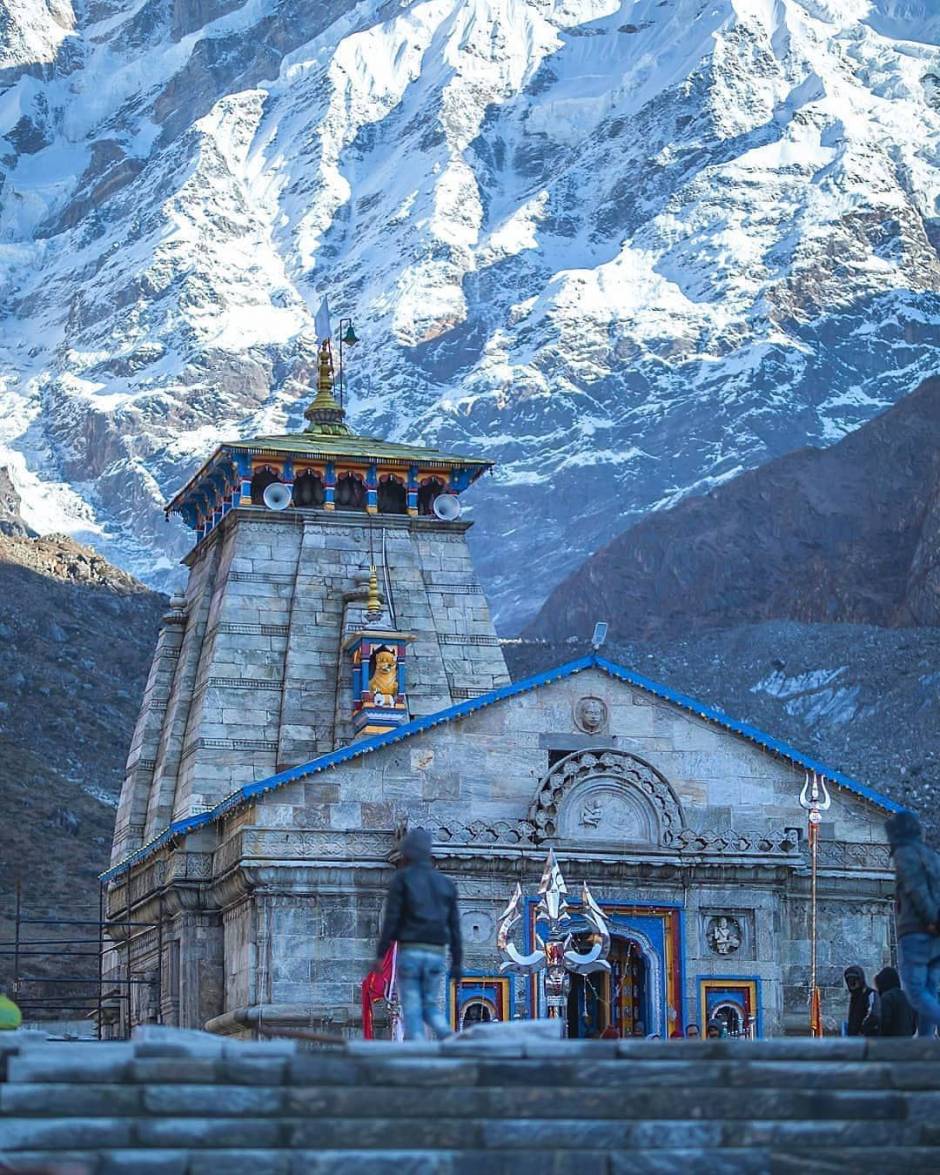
[{"left": 1, "top": 0, "right": 938, "bottom": 628}]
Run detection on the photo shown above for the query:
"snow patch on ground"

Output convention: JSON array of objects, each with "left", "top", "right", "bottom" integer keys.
[{"left": 751, "top": 667, "right": 860, "bottom": 725}]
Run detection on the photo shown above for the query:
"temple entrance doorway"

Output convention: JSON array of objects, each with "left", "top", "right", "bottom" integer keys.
[
  {"left": 461, "top": 1000, "right": 495, "bottom": 1030},
  {"left": 566, "top": 935, "right": 648, "bottom": 1038}
]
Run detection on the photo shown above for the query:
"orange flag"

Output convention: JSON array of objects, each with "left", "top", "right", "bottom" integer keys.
[{"left": 810, "top": 986, "right": 823, "bottom": 1037}]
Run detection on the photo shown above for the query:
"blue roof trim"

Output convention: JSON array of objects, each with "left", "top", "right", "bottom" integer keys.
[{"left": 100, "top": 653, "right": 901, "bottom": 882}]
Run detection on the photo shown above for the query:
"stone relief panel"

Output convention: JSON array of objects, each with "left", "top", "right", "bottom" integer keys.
[
  {"left": 559, "top": 779, "right": 655, "bottom": 842},
  {"left": 530, "top": 749, "right": 684, "bottom": 845},
  {"left": 673, "top": 828, "right": 799, "bottom": 857},
  {"left": 699, "top": 909, "right": 755, "bottom": 959},
  {"left": 815, "top": 841, "right": 892, "bottom": 872},
  {"left": 461, "top": 910, "right": 495, "bottom": 945},
  {"left": 242, "top": 829, "right": 395, "bottom": 860},
  {"left": 431, "top": 818, "right": 538, "bottom": 848},
  {"left": 813, "top": 899, "right": 892, "bottom": 918},
  {"left": 706, "top": 915, "right": 742, "bottom": 955},
  {"left": 573, "top": 695, "right": 609, "bottom": 735}
]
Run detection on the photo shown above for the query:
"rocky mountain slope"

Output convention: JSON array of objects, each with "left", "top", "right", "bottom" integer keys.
[
  {"left": 0, "top": 483, "right": 165, "bottom": 996},
  {"left": 0, "top": 464, "right": 33, "bottom": 536},
  {"left": 1, "top": 1, "right": 939, "bottom": 628},
  {"left": 526, "top": 377, "right": 940, "bottom": 641}
]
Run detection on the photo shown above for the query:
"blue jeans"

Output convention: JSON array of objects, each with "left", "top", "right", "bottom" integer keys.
[
  {"left": 397, "top": 947, "right": 452, "bottom": 1040},
  {"left": 898, "top": 932, "right": 940, "bottom": 1037}
]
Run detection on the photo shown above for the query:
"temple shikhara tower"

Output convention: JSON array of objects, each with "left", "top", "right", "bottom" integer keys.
[{"left": 105, "top": 330, "right": 900, "bottom": 1039}]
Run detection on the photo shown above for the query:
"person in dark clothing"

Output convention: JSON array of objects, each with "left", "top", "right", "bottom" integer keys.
[
  {"left": 874, "top": 966, "right": 916, "bottom": 1037},
  {"left": 844, "top": 965, "right": 880, "bottom": 1036},
  {"left": 886, "top": 810, "right": 940, "bottom": 1037},
  {"left": 374, "top": 827, "right": 462, "bottom": 1040}
]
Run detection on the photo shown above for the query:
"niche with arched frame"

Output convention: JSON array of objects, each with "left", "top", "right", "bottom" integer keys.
[
  {"left": 529, "top": 749, "right": 685, "bottom": 847},
  {"left": 335, "top": 472, "right": 366, "bottom": 510},
  {"left": 293, "top": 469, "right": 325, "bottom": 507},
  {"left": 250, "top": 467, "right": 282, "bottom": 505},
  {"left": 377, "top": 474, "right": 407, "bottom": 515},
  {"left": 417, "top": 477, "right": 445, "bottom": 515}
]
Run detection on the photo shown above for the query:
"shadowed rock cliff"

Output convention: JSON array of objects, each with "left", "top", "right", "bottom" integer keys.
[
  {"left": 525, "top": 378, "right": 940, "bottom": 642},
  {"left": 0, "top": 525, "right": 165, "bottom": 997}
]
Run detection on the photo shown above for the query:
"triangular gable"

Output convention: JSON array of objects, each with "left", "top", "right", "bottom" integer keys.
[{"left": 100, "top": 653, "right": 902, "bottom": 881}]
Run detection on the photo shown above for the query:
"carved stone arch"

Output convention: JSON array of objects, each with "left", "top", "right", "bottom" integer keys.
[{"left": 529, "top": 749, "right": 685, "bottom": 847}]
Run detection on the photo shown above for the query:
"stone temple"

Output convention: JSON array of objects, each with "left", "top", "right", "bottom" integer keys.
[{"left": 104, "top": 339, "right": 901, "bottom": 1039}]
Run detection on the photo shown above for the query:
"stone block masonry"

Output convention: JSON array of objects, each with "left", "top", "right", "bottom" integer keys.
[
  {"left": 112, "top": 507, "right": 509, "bottom": 862},
  {"left": 106, "top": 466, "right": 899, "bottom": 1048},
  {"left": 1, "top": 1031, "right": 940, "bottom": 1171}
]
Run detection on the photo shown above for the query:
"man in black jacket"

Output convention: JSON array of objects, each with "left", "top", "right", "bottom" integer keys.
[
  {"left": 886, "top": 810, "right": 940, "bottom": 1037},
  {"left": 374, "top": 828, "right": 462, "bottom": 1040},
  {"left": 844, "top": 965, "right": 880, "bottom": 1036},
  {"left": 875, "top": 966, "right": 916, "bottom": 1037}
]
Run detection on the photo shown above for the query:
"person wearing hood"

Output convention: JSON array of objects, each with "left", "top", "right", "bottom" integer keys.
[
  {"left": 373, "top": 827, "right": 462, "bottom": 1040},
  {"left": 843, "top": 965, "right": 880, "bottom": 1036},
  {"left": 885, "top": 809, "right": 940, "bottom": 1037},
  {"left": 874, "top": 967, "right": 916, "bottom": 1037}
]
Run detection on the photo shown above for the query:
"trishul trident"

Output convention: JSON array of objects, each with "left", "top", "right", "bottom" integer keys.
[
  {"left": 800, "top": 771, "right": 831, "bottom": 1037},
  {"left": 496, "top": 850, "right": 611, "bottom": 1033}
]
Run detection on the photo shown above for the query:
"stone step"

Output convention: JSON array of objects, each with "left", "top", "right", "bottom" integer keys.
[
  {"left": 0, "top": 1114, "right": 934, "bottom": 1151},
  {"left": 4, "top": 1035, "right": 940, "bottom": 1068},
  {"left": 8, "top": 1052, "right": 940, "bottom": 1092},
  {"left": 3, "top": 1034, "right": 940, "bottom": 1169},
  {"left": 2, "top": 1083, "right": 936, "bottom": 1122},
  {"left": 2, "top": 1149, "right": 940, "bottom": 1175}
]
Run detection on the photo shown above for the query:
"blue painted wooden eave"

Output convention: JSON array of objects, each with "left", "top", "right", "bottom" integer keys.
[{"left": 100, "top": 653, "right": 902, "bottom": 882}]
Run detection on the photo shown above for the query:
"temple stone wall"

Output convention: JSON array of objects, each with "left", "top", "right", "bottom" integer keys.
[
  {"left": 141, "top": 541, "right": 222, "bottom": 844},
  {"left": 192, "top": 666, "right": 892, "bottom": 1037},
  {"left": 106, "top": 655, "right": 894, "bottom": 1037},
  {"left": 254, "top": 668, "right": 863, "bottom": 844},
  {"left": 107, "top": 508, "right": 895, "bottom": 1039},
  {"left": 111, "top": 608, "right": 185, "bottom": 860},
  {"left": 111, "top": 505, "right": 509, "bottom": 860},
  {"left": 222, "top": 899, "right": 257, "bottom": 1012},
  {"left": 175, "top": 860, "right": 887, "bottom": 1037}
]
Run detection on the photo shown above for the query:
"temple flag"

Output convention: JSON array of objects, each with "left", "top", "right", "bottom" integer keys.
[
  {"left": 315, "top": 296, "right": 332, "bottom": 342},
  {"left": 361, "top": 942, "right": 398, "bottom": 1039},
  {"left": 810, "top": 985, "right": 823, "bottom": 1037}
]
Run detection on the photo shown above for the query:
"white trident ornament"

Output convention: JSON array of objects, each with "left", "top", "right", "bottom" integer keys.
[
  {"left": 496, "top": 850, "right": 611, "bottom": 1031},
  {"left": 799, "top": 771, "right": 831, "bottom": 1036}
]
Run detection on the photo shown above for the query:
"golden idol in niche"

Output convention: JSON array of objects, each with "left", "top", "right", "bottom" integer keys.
[{"left": 370, "top": 646, "right": 399, "bottom": 706}]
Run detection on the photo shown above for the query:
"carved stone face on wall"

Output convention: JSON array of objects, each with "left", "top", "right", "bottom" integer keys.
[{"left": 574, "top": 695, "right": 608, "bottom": 734}]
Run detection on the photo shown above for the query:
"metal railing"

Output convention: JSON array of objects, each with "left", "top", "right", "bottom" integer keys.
[{"left": 0, "top": 880, "right": 162, "bottom": 1039}]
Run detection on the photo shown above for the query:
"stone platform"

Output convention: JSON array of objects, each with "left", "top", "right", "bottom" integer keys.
[{"left": 1, "top": 1029, "right": 939, "bottom": 1173}]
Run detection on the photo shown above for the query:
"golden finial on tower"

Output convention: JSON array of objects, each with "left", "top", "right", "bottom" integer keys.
[
  {"left": 304, "top": 297, "right": 350, "bottom": 436},
  {"left": 303, "top": 340, "right": 349, "bottom": 435}
]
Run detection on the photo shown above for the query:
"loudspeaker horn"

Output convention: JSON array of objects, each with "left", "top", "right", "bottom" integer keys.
[
  {"left": 263, "top": 482, "right": 293, "bottom": 511},
  {"left": 432, "top": 493, "right": 461, "bottom": 521}
]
